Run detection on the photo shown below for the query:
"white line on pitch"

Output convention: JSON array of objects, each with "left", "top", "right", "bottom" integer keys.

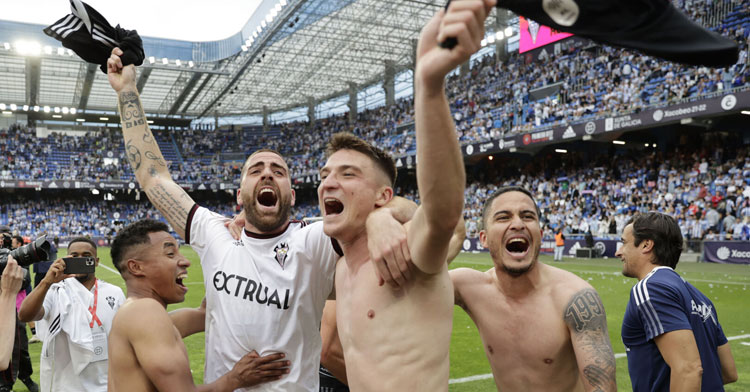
[{"left": 449, "top": 333, "right": 750, "bottom": 384}]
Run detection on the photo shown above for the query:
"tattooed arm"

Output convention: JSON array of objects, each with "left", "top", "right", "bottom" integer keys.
[
  {"left": 107, "top": 48, "right": 194, "bottom": 239},
  {"left": 563, "top": 287, "right": 617, "bottom": 392}
]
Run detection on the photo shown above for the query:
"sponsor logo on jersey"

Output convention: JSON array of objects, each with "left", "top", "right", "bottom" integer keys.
[
  {"left": 691, "top": 300, "right": 716, "bottom": 325},
  {"left": 106, "top": 296, "right": 116, "bottom": 309},
  {"left": 213, "top": 271, "right": 291, "bottom": 310}
]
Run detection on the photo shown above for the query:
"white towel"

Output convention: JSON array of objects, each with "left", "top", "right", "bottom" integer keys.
[{"left": 37, "top": 278, "right": 95, "bottom": 378}]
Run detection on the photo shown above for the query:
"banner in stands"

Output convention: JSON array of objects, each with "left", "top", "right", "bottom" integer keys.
[
  {"left": 462, "top": 237, "right": 619, "bottom": 258},
  {"left": 703, "top": 241, "right": 750, "bottom": 264}
]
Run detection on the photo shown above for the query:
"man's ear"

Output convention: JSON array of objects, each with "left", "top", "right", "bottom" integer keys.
[
  {"left": 479, "top": 230, "right": 488, "bottom": 248},
  {"left": 375, "top": 187, "right": 394, "bottom": 208},
  {"left": 290, "top": 188, "right": 296, "bottom": 207},
  {"left": 94, "top": 257, "right": 100, "bottom": 267},
  {"left": 236, "top": 189, "right": 243, "bottom": 206},
  {"left": 126, "top": 259, "right": 146, "bottom": 277},
  {"left": 640, "top": 239, "right": 654, "bottom": 254}
]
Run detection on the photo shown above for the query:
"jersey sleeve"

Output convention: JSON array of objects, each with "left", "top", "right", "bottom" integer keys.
[
  {"left": 186, "top": 206, "right": 234, "bottom": 260},
  {"left": 713, "top": 306, "right": 728, "bottom": 346},
  {"left": 632, "top": 278, "right": 691, "bottom": 341},
  {"left": 302, "top": 222, "right": 341, "bottom": 296}
]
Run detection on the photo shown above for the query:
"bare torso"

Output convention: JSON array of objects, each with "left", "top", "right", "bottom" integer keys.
[
  {"left": 108, "top": 298, "right": 187, "bottom": 392},
  {"left": 336, "top": 258, "right": 453, "bottom": 392},
  {"left": 451, "top": 263, "right": 589, "bottom": 391}
]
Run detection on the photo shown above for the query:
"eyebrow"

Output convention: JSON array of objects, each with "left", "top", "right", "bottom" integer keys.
[
  {"left": 248, "top": 161, "right": 287, "bottom": 172},
  {"left": 163, "top": 242, "right": 177, "bottom": 250},
  {"left": 493, "top": 209, "right": 537, "bottom": 217}
]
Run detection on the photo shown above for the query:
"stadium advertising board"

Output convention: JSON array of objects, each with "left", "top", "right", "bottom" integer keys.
[
  {"left": 519, "top": 16, "right": 573, "bottom": 54},
  {"left": 703, "top": 241, "right": 750, "bottom": 265},
  {"left": 460, "top": 90, "right": 750, "bottom": 159}
]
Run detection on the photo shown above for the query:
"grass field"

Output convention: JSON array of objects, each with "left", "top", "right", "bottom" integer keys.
[{"left": 11, "top": 248, "right": 750, "bottom": 391}]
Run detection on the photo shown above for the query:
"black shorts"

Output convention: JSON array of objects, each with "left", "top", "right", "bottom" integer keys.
[{"left": 319, "top": 365, "right": 348, "bottom": 392}]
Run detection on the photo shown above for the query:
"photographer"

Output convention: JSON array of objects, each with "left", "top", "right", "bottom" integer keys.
[
  {"left": 0, "top": 231, "right": 38, "bottom": 392},
  {"left": 19, "top": 237, "right": 125, "bottom": 392},
  {"left": 0, "top": 256, "right": 23, "bottom": 372}
]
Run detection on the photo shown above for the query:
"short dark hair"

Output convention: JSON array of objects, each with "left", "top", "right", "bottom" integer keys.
[
  {"left": 326, "top": 132, "right": 397, "bottom": 187},
  {"left": 241, "top": 148, "right": 287, "bottom": 179},
  {"left": 110, "top": 219, "right": 170, "bottom": 274},
  {"left": 481, "top": 186, "right": 541, "bottom": 229},
  {"left": 12, "top": 235, "right": 24, "bottom": 245},
  {"left": 629, "top": 212, "right": 683, "bottom": 269},
  {"left": 68, "top": 236, "right": 97, "bottom": 250}
]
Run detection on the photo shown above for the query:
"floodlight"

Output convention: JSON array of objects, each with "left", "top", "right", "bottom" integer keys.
[
  {"left": 0, "top": 104, "right": 5, "bottom": 110},
  {"left": 62, "top": 107, "right": 69, "bottom": 114},
  {"left": 43, "top": 46, "right": 52, "bottom": 55},
  {"left": 495, "top": 31, "right": 503, "bottom": 40},
  {"left": 33, "top": 106, "right": 39, "bottom": 112},
  {"left": 188, "top": 61, "right": 194, "bottom": 67},
  {"left": 9, "top": 104, "right": 16, "bottom": 111},
  {"left": 613, "top": 140, "right": 625, "bottom": 145},
  {"left": 487, "top": 35, "right": 495, "bottom": 44},
  {"left": 3, "top": 43, "right": 10, "bottom": 50},
  {"left": 23, "top": 105, "right": 28, "bottom": 111},
  {"left": 480, "top": 39, "right": 487, "bottom": 47},
  {"left": 57, "top": 47, "right": 65, "bottom": 55},
  {"left": 241, "top": 45, "right": 248, "bottom": 51},
  {"left": 555, "top": 149, "right": 567, "bottom": 153},
  {"left": 16, "top": 41, "right": 41, "bottom": 56},
  {"left": 504, "top": 27, "right": 513, "bottom": 37},
  {"left": 54, "top": 107, "right": 60, "bottom": 113},
  {"left": 175, "top": 59, "right": 181, "bottom": 66},
  {"left": 261, "top": 20, "right": 267, "bottom": 28},
  {"left": 275, "top": 4, "right": 282, "bottom": 11},
  {"left": 70, "top": 108, "right": 77, "bottom": 115},
  {"left": 43, "top": 106, "right": 50, "bottom": 113},
  {"left": 280, "top": 0, "right": 287, "bottom": 5},
  {"left": 162, "top": 58, "right": 168, "bottom": 65},
  {"left": 148, "top": 56, "right": 155, "bottom": 64},
  {"left": 67, "top": 49, "right": 73, "bottom": 56}
]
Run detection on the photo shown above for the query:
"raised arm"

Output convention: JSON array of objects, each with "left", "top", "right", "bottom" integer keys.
[
  {"left": 18, "top": 258, "right": 74, "bottom": 322},
  {"left": 408, "top": 0, "right": 494, "bottom": 274},
  {"left": 107, "top": 48, "right": 194, "bottom": 239},
  {"left": 0, "top": 256, "right": 23, "bottom": 370},
  {"left": 563, "top": 288, "right": 617, "bottom": 392}
]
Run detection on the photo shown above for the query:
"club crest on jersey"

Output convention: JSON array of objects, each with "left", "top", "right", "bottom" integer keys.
[
  {"left": 106, "top": 296, "right": 116, "bottom": 309},
  {"left": 274, "top": 242, "right": 289, "bottom": 268}
]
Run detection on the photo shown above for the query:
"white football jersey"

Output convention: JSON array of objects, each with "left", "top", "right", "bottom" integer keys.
[{"left": 187, "top": 206, "right": 339, "bottom": 392}]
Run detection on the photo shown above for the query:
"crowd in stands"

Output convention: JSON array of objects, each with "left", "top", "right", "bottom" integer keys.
[{"left": 1, "top": 0, "right": 750, "bottom": 246}]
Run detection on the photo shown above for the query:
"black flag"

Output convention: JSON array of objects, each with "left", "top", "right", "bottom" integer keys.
[
  {"left": 442, "top": 0, "right": 739, "bottom": 67},
  {"left": 44, "top": 0, "right": 145, "bottom": 74}
]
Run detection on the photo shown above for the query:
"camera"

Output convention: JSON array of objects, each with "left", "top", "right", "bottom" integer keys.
[{"left": 0, "top": 234, "right": 51, "bottom": 275}]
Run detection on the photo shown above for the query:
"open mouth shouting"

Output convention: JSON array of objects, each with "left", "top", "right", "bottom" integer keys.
[
  {"left": 256, "top": 186, "right": 279, "bottom": 209},
  {"left": 505, "top": 236, "right": 530, "bottom": 259},
  {"left": 176, "top": 272, "right": 188, "bottom": 293},
  {"left": 323, "top": 197, "right": 344, "bottom": 216}
]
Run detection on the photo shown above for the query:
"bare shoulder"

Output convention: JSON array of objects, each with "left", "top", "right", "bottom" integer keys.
[
  {"left": 449, "top": 267, "right": 493, "bottom": 288},
  {"left": 115, "top": 298, "right": 170, "bottom": 326},
  {"left": 542, "top": 263, "right": 595, "bottom": 302}
]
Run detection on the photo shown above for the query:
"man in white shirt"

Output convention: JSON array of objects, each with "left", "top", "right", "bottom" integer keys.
[{"left": 19, "top": 237, "right": 125, "bottom": 392}]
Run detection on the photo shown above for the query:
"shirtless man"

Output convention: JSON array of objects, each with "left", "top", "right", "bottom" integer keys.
[
  {"left": 315, "top": 2, "right": 493, "bottom": 390},
  {"left": 107, "top": 219, "right": 290, "bottom": 391},
  {"left": 450, "top": 186, "right": 617, "bottom": 391}
]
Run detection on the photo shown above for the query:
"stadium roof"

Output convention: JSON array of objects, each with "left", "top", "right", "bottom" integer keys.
[{"left": 0, "top": 0, "right": 511, "bottom": 121}]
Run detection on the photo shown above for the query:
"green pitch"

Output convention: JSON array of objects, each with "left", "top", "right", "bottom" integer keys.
[{"left": 14, "top": 248, "right": 750, "bottom": 391}]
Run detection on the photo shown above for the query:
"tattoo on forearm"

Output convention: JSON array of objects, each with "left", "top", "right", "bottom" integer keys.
[
  {"left": 144, "top": 183, "right": 190, "bottom": 229},
  {"left": 125, "top": 139, "right": 142, "bottom": 171},
  {"left": 119, "top": 91, "right": 145, "bottom": 129},
  {"left": 564, "top": 288, "right": 616, "bottom": 391},
  {"left": 142, "top": 131, "right": 154, "bottom": 144},
  {"left": 148, "top": 165, "right": 158, "bottom": 178},
  {"left": 145, "top": 151, "right": 166, "bottom": 166}
]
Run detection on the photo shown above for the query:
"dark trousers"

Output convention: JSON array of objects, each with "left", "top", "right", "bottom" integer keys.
[{"left": 0, "top": 314, "right": 33, "bottom": 387}]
